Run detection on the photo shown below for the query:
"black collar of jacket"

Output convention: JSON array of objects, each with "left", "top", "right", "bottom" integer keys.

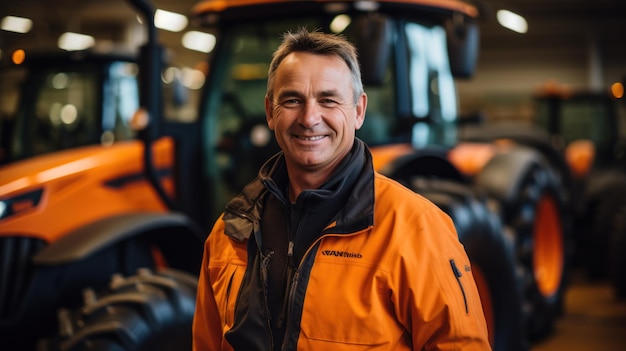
[{"left": 222, "top": 138, "right": 375, "bottom": 241}]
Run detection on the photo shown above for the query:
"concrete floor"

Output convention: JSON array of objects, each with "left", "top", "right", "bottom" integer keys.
[{"left": 531, "top": 273, "right": 626, "bottom": 351}]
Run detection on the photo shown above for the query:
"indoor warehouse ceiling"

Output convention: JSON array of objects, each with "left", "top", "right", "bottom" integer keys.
[
  {"left": 1, "top": 0, "right": 625, "bottom": 98},
  {"left": 1, "top": 0, "right": 625, "bottom": 57}
]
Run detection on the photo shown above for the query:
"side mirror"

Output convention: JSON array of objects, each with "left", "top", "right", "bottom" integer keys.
[
  {"left": 446, "top": 14, "right": 479, "bottom": 78},
  {"left": 354, "top": 15, "right": 392, "bottom": 86}
]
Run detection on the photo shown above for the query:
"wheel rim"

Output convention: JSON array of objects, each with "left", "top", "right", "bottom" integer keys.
[
  {"left": 472, "top": 263, "right": 495, "bottom": 346},
  {"left": 533, "top": 195, "right": 564, "bottom": 297}
]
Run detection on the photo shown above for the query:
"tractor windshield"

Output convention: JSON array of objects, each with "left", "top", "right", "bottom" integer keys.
[
  {"left": 0, "top": 58, "right": 139, "bottom": 165},
  {"left": 534, "top": 93, "right": 626, "bottom": 167}
]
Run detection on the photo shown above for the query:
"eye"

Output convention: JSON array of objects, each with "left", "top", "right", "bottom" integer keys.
[
  {"left": 320, "top": 99, "right": 338, "bottom": 107},
  {"left": 280, "top": 98, "right": 301, "bottom": 108}
]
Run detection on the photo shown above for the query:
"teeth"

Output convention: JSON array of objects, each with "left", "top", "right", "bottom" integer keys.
[{"left": 297, "top": 135, "right": 324, "bottom": 141}]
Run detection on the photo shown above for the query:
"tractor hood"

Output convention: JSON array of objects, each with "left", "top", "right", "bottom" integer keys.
[
  {"left": 0, "top": 139, "right": 171, "bottom": 197},
  {"left": 0, "top": 138, "right": 173, "bottom": 242}
]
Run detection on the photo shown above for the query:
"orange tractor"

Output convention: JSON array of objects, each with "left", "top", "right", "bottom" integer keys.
[
  {"left": 461, "top": 83, "right": 626, "bottom": 297},
  {"left": 0, "top": 18, "right": 203, "bottom": 351},
  {"left": 0, "top": 0, "right": 572, "bottom": 350}
]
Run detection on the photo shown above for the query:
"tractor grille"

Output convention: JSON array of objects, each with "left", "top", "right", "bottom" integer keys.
[{"left": 0, "top": 236, "right": 46, "bottom": 319}]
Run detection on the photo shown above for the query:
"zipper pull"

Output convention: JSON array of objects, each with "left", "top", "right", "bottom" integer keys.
[
  {"left": 288, "top": 241, "right": 294, "bottom": 257},
  {"left": 450, "top": 259, "right": 462, "bottom": 277}
]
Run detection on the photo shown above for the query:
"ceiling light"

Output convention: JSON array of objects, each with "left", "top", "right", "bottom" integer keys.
[
  {"left": 181, "top": 67, "right": 205, "bottom": 90},
  {"left": 496, "top": 9, "right": 528, "bottom": 34},
  {"left": 355, "top": 1, "right": 380, "bottom": 11},
  {"left": 1, "top": 15, "right": 33, "bottom": 34},
  {"left": 330, "top": 14, "right": 351, "bottom": 34},
  {"left": 58, "top": 32, "right": 95, "bottom": 51},
  {"left": 155, "top": 9, "right": 188, "bottom": 32},
  {"left": 182, "top": 31, "right": 216, "bottom": 53}
]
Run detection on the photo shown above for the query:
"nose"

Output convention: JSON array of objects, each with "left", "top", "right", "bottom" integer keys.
[{"left": 298, "top": 100, "right": 322, "bottom": 129}]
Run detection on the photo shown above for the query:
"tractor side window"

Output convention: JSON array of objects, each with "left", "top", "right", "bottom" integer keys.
[
  {"left": 559, "top": 98, "right": 615, "bottom": 163},
  {"left": 12, "top": 68, "right": 99, "bottom": 159},
  {"left": 405, "top": 22, "right": 457, "bottom": 147},
  {"left": 103, "top": 61, "right": 139, "bottom": 143},
  {"left": 162, "top": 66, "right": 201, "bottom": 124}
]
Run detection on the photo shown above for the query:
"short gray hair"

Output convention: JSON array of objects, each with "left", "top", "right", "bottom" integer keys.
[{"left": 266, "top": 28, "right": 364, "bottom": 104}]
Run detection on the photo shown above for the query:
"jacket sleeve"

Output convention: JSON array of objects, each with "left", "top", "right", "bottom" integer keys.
[
  {"left": 394, "top": 206, "right": 492, "bottom": 351},
  {"left": 192, "top": 220, "right": 227, "bottom": 351}
]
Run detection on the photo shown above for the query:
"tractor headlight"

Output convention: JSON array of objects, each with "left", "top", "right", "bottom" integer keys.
[
  {"left": 0, "top": 200, "right": 7, "bottom": 219},
  {"left": 0, "top": 188, "right": 43, "bottom": 221}
]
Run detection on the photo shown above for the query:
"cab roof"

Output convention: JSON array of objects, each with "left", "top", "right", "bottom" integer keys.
[{"left": 192, "top": 0, "right": 479, "bottom": 22}]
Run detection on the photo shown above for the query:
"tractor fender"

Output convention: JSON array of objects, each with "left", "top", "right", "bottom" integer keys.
[
  {"left": 379, "top": 146, "right": 466, "bottom": 185},
  {"left": 3, "top": 212, "right": 205, "bottom": 348},
  {"left": 474, "top": 146, "right": 544, "bottom": 207},
  {"left": 33, "top": 211, "right": 204, "bottom": 269},
  {"left": 461, "top": 123, "right": 572, "bottom": 187}
]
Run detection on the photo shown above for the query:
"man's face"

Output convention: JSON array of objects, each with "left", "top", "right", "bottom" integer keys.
[{"left": 265, "top": 52, "right": 367, "bottom": 175}]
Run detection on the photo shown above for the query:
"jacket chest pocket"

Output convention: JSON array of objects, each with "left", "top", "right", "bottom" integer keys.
[{"left": 298, "top": 261, "right": 391, "bottom": 346}]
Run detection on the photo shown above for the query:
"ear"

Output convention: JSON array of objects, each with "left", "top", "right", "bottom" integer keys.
[
  {"left": 354, "top": 93, "right": 367, "bottom": 130},
  {"left": 265, "top": 96, "right": 275, "bottom": 130}
]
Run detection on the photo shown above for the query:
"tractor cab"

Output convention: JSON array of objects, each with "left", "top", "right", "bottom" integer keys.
[{"left": 189, "top": 0, "right": 479, "bottom": 220}]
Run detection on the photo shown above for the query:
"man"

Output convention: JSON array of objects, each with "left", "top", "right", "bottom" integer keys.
[{"left": 193, "top": 28, "right": 491, "bottom": 350}]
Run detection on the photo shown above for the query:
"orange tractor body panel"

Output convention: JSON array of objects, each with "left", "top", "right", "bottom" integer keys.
[
  {"left": 0, "top": 138, "right": 173, "bottom": 243},
  {"left": 369, "top": 143, "right": 415, "bottom": 171},
  {"left": 564, "top": 139, "right": 596, "bottom": 179}
]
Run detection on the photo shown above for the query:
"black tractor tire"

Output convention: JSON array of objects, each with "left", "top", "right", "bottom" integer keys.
[
  {"left": 475, "top": 147, "right": 572, "bottom": 341},
  {"left": 410, "top": 177, "right": 528, "bottom": 351},
  {"left": 581, "top": 171, "right": 626, "bottom": 280},
  {"left": 40, "top": 268, "right": 197, "bottom": 351},
  {"left": 609, "top": 198, "right": 626, "bottom": 299}
]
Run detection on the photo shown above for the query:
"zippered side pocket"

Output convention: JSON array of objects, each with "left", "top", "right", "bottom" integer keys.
[{"left": 450, "top": 259, "right": 469, "bottom": 314}]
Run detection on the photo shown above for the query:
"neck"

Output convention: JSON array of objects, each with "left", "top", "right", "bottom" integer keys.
[
  {"left": 286, "top": 170, "right": 327, "bottom": 203},
  {"left": 284, "top": 141, "right": 358, "bottom": 202}
]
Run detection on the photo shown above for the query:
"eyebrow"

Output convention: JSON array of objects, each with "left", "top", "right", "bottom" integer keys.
[
  {"left": 276, "top": 88, "right": 343, "bottom": 101},
  {"left": 276, "top": 89, "right": 302, "bottom": 101},
  {"left": 318, "top": 89, "right": 341, "bottom": 99}
]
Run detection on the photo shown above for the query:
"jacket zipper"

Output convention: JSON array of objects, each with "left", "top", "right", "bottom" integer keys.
[
  {"left": 277, "top": 242, "right": 295, "bottom": 329},
  {"left": 261, "top": 249, "right": 275, "bottom": 350},
  {"left": 450, "top": 259, "right": 469, "bottom": 314},
  {"left": 281, "top": 260, "right": 299, "bottom": 351}
]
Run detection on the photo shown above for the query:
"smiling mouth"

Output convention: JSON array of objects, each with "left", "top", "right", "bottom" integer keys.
[{"left": 295, "top": 135, "right": 326, "bottom": 141}]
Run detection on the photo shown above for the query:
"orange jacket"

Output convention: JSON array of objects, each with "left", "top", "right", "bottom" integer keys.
[{"left": 193, "top": 144, "right": 490, "bottom": 350}]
